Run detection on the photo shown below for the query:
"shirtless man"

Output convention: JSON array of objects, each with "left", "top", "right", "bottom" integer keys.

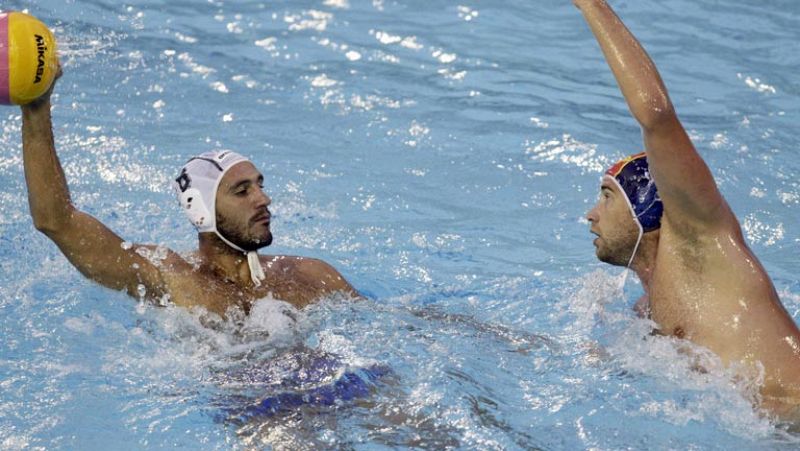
[
  {"left": 576, "top": 0, "right": 800, "bottom": 409},
  {"left": 22, "top": 69, "right": 356, "bottom": 317}
]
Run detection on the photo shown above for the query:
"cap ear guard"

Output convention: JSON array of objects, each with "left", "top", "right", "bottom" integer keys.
[
  {"left": 179, "top": 188, "right": 212, "bottom": 229},
  {"left": 633, "top": 183, "right": 662, "bottom": 232},
  {"left": 605, "top": 152, "right": 663, "bottom": 232}
]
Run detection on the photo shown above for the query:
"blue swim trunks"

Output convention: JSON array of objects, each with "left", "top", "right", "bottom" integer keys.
[
  {"left": 241, "top": 364, "right": 390, "bottom": 417},
  {"left": 216, "top": 352, "right": 391, "bottom": 421}
]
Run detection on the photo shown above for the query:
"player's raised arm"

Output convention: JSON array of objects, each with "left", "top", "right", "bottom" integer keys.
[
  {"left": 21, "top": 70, "right": 169, "bottom": 301},
  {"left": 574, "top": 0, "right": 729, "bottom": 230}
]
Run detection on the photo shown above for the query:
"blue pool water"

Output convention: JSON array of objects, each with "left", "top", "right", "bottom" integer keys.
[{"left": 1, "top": 0, "right": 799, "bottom": 449}]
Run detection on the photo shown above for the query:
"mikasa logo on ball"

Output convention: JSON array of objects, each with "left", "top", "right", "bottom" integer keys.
[
  {"left": 0, "top": 12, "right": 58, "bottom": 105},
  {"left": 34, "top": 34, "right": 47, "bottom": 84}
]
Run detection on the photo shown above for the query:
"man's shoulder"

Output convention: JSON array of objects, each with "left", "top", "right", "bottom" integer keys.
[
  {"left": 259, "top": 254, "right": 352, "bottom": 293},
  {"left": 260, "top": 255, "right": 335, "bottom": 276},
  {"left": 133, "top": 245, "right": 198, "bottom": 279}
]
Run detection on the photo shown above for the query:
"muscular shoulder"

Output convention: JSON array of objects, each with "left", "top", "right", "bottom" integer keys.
[
  {"left": 105, "top": 244, "right": 197, "bottom": 304},
  {"left": 265, "top": 255, "right": 339, "bottom": 280},
  {"left": 261, "top": 255, "right": 355, "bottom": 295},
  {"left": 133, "top": 244, "right": 194, "bottom": 273}
]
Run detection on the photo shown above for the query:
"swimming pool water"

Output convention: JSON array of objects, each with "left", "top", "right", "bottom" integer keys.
[{"left": 1, "top": 0, "right": 799, "bottom": 449}]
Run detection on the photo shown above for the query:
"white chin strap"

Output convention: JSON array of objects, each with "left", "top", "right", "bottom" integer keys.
[
  {"left": 618, "top": 222, "right": 644, "bottom": 294},
  {"left": 604, "top": 175, "right": 644, "bottom": 295},
  {"left": 246, "top": 251, "right": 266, "bottom": 287},
  {"left": 215, "top": 230, "right": 266, "bottom": 287}
]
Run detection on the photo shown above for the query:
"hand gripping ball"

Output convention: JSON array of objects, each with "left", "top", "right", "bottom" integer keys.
[{"left": 0, "top": 12, "right": 58, "bottom": 105}]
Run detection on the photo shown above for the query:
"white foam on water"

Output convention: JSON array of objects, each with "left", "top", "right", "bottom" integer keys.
[
  {"left": 525, "top": 134, "right": 609, "bottom": 174},
  {"left": 0, "top": 435, "right": 30, "bottom": 451},
  {"left": 743, "top": 212, "right": 785, "bottom": 246},
  {"left": 285, "top": 10, "right": 333, "bottom": 32},
  {"left": 560, "top": 269, "right": 795, "bottom": 440},
  {"left": 323, "top": 0, "right": 350, "bottom": 9}
]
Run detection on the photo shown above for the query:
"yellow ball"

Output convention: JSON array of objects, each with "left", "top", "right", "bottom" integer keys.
[{"left": 0, "top": 11, "right": 59, "bottom": 105}]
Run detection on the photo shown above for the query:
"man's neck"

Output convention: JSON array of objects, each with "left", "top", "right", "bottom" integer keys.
[
  {"left": 629, "top": 230, "right": 659, "bottom": 293},
  {"left": 197, "top": 233, "right": 256, "bottom": 286}
]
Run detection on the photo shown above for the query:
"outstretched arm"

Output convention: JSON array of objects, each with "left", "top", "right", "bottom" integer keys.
[
  {"left": 575, "top": 0, "right": 729, "bottom": 230},
  {"left": 22, "top": 70, "right": 169, "bottom": 300}
]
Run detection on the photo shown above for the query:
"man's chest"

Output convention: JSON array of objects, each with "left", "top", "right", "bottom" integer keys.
[{"left": 164, "top": 268, "right": 319, "bottom": 315}]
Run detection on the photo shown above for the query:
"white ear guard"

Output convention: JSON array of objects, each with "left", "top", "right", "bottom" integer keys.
[{"left": 179, "top": 188, "right": 211, "bottom": 229}]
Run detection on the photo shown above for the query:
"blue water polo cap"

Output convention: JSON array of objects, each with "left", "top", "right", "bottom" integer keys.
[{"left": 604, "top": 152, "right": 663, "bottom": 232}]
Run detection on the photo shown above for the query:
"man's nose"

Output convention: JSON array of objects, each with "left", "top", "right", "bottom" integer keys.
[
  {"left": 255, "top": 189, "right": 271, "bottom": 208},
  {"left": 586, "top": 205, "right": 599, "bottom": 223}
]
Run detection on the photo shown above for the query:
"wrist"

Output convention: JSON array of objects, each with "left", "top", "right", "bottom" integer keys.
[{"left": 21, "top": 99, "right": 52, "bottom": 116}]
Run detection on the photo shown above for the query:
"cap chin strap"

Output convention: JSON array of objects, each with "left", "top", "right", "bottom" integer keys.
[
  {"left": 214, "top": 229, "right": 266, "bottom": 287},
  {"left": 246, "top": 252, "right": 266, "bottom": 287},
  {"left": 618, "top": 221, "right": 643, "bottom": 294},
  {"left": 604, "top": 175, "right": 644, "bottom": 295}
]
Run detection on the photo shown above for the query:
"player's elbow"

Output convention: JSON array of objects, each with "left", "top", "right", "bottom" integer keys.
[
  {"left": 33, "top": 216, "right": 58, "bottom": 235},
  {"left": 32, "top": 206, "right": 74, "bottom": 236},
  {"left": 636, "top": 102, "right": 678, "bottom": 132}
]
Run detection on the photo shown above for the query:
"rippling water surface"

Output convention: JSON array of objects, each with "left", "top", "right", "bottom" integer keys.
[{"left": 1, "top": 0, "right": 799, "bottom": 449}]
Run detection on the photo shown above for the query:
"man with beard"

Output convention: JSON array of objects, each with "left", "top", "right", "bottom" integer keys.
[
  {"left": 21, "top": 68, "right": 356, "bottom": 317},
  {"left": 577, "top": 0, "right": 800, "bottom": 411}
]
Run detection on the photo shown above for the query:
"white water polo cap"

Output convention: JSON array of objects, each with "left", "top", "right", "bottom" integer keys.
[{"left": 173, "top": 150, "right": 266, "bottom": 286}]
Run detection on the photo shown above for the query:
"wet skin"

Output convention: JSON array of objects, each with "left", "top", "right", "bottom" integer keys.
[
  {"left": 154, "top": 162, "right": 358, "bottom": 315},
  {"left": 576, "top": 0, "right": 800, "bottom": 410},
  {"left": 590, "top": 181, "right": 800, "bottom": 403},
  {"left": 21, "top": 68, "right": 357, "bottom": 318}
]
